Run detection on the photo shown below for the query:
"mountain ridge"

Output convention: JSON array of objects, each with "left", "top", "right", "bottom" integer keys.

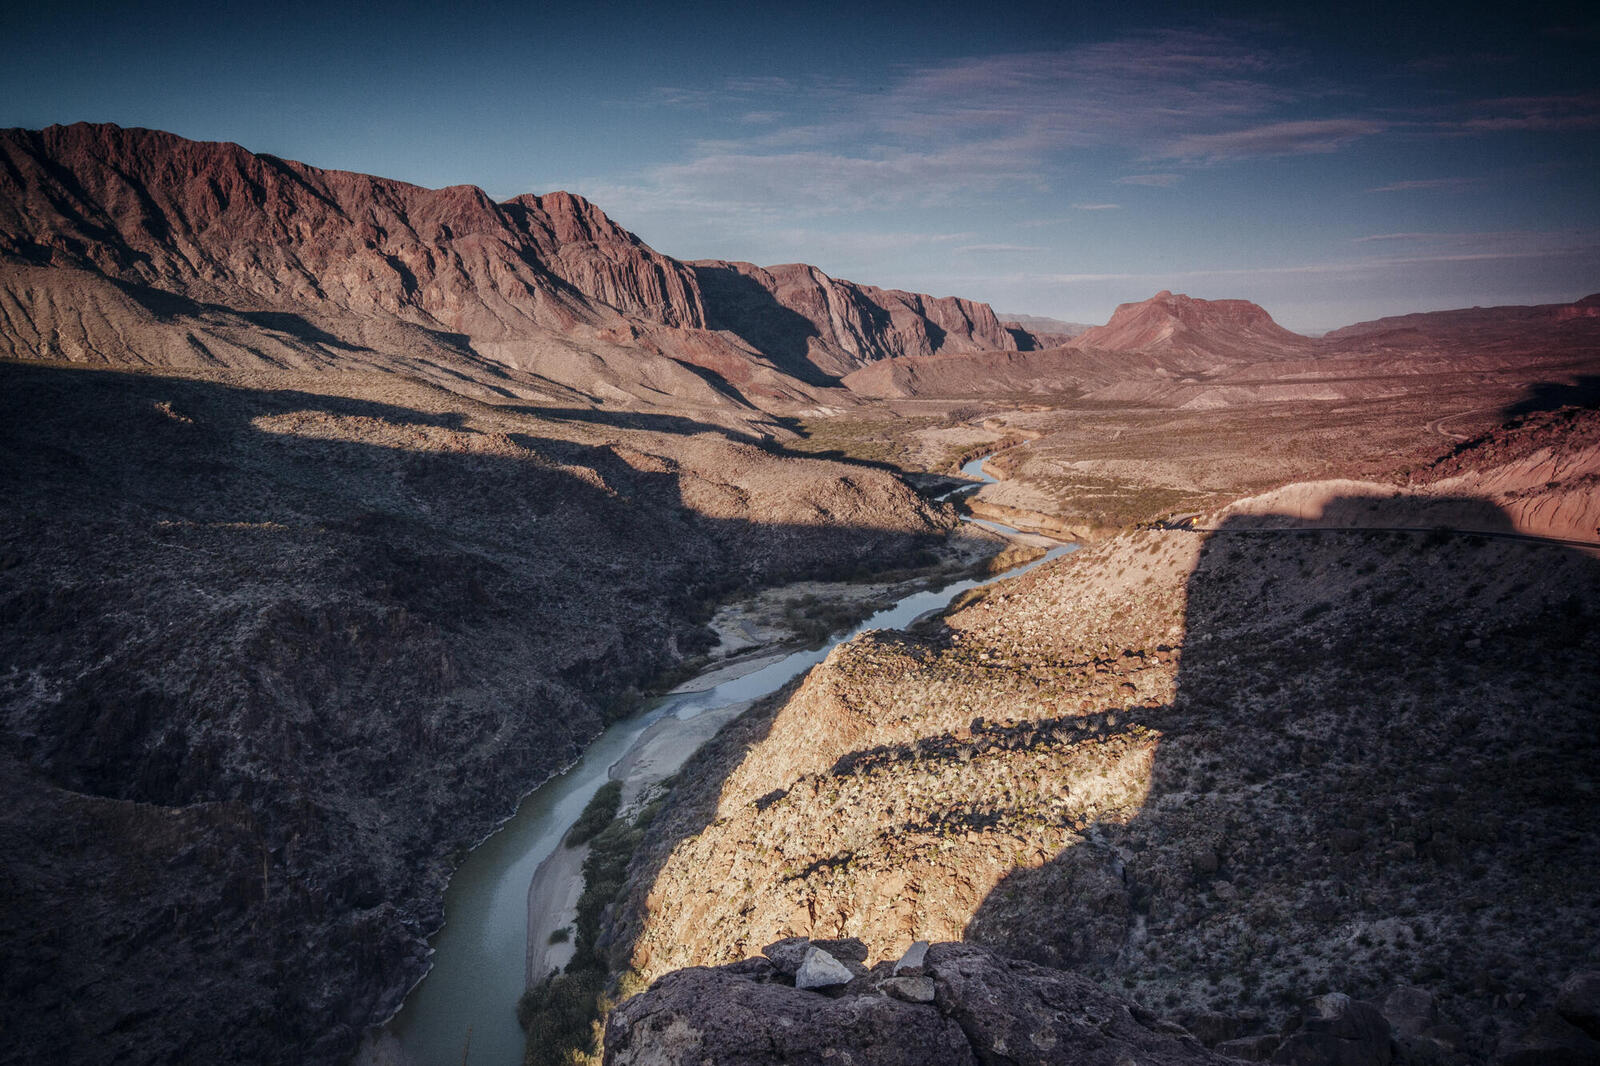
[{"left": 0, "top": 123, "right": 1028, "bottom": 413}]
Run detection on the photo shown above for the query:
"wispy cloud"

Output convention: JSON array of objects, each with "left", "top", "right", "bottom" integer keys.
[
  {"left": 1072, "top": 202, "right": 1121, "bottom": 210},
  {"left": 1367, "top": 177, "right": 1475, "bottom": 193},
  {"left": 1116, "top": 173, "right": 1182, "bottom": 187},
  {"left": 595, "top": 27, "right": 1334, "bottom": 225},
  {"left": 957, "top": 243, "right": 1044, "bottom": 253},
  {"left": 1449, "top": 93, "right": 1600, "bottom": 133},
  {"left": 1162, "top": 119, "right": 1385, "bottom": 161}
]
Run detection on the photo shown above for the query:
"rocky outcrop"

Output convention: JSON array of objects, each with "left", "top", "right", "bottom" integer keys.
[
  {"left": 1071, "top": 290, "right": 1315, "bottom": 361},
  {"left": 693, "top": 259, "right": 1016, "bottom": 382},
  {"left": 603, "top": 940, "right": 1225, "bottom": 1065}
]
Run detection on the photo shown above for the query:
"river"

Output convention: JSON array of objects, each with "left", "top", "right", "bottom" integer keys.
[{"left": 384, "top": 454, "right": 1072, "bottom": 1065}]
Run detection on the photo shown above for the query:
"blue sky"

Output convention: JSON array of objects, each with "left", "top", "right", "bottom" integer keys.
[{"left": 2, "top": 0, "right": 1596, "bottom": 330}]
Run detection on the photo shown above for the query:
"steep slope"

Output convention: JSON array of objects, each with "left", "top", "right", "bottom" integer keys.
[
  {"left": 692, "top": 259, "right": 1017, "bottom": 383},
  {"left": 1326, "top": 293, "right": 1600, "bottom": 352},
  {"left": 0, "top": 360, "right": 955, "bottom": 1066},
  {"left": 606, "top": 426, "right": 1600, "bottom": 1063},
  {"left": 0, "top": 123, "right": 828, "bottom": 415},
  {"left": 1072, "top": 290, "right": 1315, "bottom": 361},
  {"left": 1, "top": 123, "right": 1034, "bottom": 414}
]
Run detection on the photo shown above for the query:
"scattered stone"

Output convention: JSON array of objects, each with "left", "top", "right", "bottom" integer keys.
[
  {"left": 794, "top": 946, "right": 854, "bottom": 990},
  {"left": 1559, "top": 972, "right": 1600, "bottom": 1040},
  {"left": 882, "top": 975, "right": 936, "bottom": 1003},
  {"left": 894, "top": 939, "right": 930, "bottom": 975},
  {"left": 1271, "top": 993, "right": 1392, "bottom": 1065},
  {"left": 1213, "top": 880, "right": 1238, "bottom": 902}
]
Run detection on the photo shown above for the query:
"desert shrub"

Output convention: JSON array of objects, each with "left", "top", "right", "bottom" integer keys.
[
  {"left": 518, "top": 969, "right": 606, "bottom": 1066},
  {"left": 566, "top": 781, "right": 622, "bottom": 848}
]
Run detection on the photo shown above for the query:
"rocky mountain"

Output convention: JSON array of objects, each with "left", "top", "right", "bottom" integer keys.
[
  {"left": 691, "top": 259, "right": 1018, "bottom": 384},
  {"left": 0, "top": 353, "right": 954, "bottom": 1066},
  {"left": 1326, "top": 294, "right": 1600, "bottom": 352},
  {"left": 0, "top": 123, "right": 1031, "bottom": 415},
  {"left": 602, "top": 417, "right": 1600, "bottom": 1063},
  {"left": 1071, "top": 290, "right": 1316, "bottom": 361}
]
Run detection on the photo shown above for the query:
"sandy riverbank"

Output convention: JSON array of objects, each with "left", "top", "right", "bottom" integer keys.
[{"left": 524, "top": 696, "right": 755, "bottom": 984}]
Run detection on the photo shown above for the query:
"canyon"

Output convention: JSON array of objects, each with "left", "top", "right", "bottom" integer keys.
[{"left": 1, "top": 123, "right": 1597, "bottom": 1066}]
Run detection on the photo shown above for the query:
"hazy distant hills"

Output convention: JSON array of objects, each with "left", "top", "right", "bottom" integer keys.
[{"left": 1326, "top": 293, "right": 1600, "bottom": 352}]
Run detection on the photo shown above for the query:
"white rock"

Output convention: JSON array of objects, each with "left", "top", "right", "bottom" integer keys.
[{"left": 794, "top": 946, "right": 854, "bottom": 990}]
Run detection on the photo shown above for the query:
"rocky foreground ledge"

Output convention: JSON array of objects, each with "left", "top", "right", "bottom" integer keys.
[
  {"left": 604, "top": 939, "right": 1227, "bottom": 1065},
  {"left": 604, "top": 939, "right": 1600, "bottom": 1065}
]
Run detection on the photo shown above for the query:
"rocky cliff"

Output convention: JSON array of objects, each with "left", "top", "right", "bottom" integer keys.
[
  {"left": 692, "top": 259, "right": 1017, "bottom": 383},
  {"left": 605, "top": 940, "right": 1228, "bottom": 1065},
  {"left": 605, "top": 427, "right": 1600, "bottom": 1063},
  {"left": 0, "top": 123, "right": 1028, "bottom": 412},
  {"left": 0, "top": 123, "right": 844, "bottom": 415}
]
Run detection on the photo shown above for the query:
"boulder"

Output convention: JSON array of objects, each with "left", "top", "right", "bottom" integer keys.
[
  {"left": 882, "top": 975, "right": 936, "bottom": 1003},
  {"left": 603, "top": 965, "right": 977, "bottom": 1066},
  {"left": 794, "top": 946, "right": 854, "bottom": 990},
  {"left": 1272, "top": 993, "right": 1392, "bottom": 1066},
  {"left": 605, "top": 942, "right": 1228, "bottom": 1065}
]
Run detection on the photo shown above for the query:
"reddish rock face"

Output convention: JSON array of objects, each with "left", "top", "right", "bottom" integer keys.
[
  {"left": 692, "top": 259, "right": 1018, "bottom": 383},
  {"left": 1072, "top": 290, "right": 1315, "bottom": 361},
  {"left": 0, "top": 123, "right": 1026, "bottom": 407},
  {"left": 0, "top": 123, "right": 712, "bottom": 347}
]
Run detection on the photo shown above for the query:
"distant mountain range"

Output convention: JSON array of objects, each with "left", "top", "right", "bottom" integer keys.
[
  {"left": 2, "top": 123, "right": 1596, "bottom": 412},
  {"left": 0, "top": 124, "right": 1026, "bottom": 418}
]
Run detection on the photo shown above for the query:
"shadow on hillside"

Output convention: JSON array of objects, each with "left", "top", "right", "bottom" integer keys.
[
  {"left": 691, "top": 264, "right": 842, "bottom": 388},
  {"left": 608, "top": 487, "right": 1599, "bottom": 1058},
  {"left": 1501, "top": 375, "right": 1600, "bottom": 420},
  {"left": 0, "top": 359, "right": 946, "bottom": 1066},
  {"left": 503, "top": 406, "right": 765, "bottom": 442},
  {"left": 961, "top": 497, "right": 1599, "bottom": 1052}
]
